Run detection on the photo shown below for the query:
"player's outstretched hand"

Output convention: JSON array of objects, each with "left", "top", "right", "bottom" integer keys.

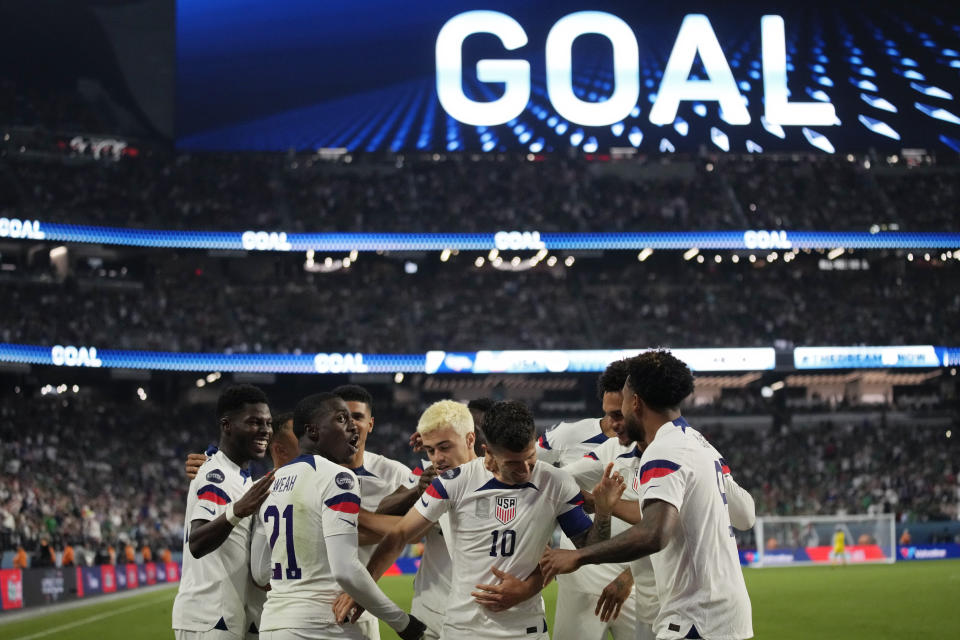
[
  {"left": 332, "top": 592, "right": 364, "bottom": 624},
  {"left": 595, "top": 569, "right": 633, "bottom": 622},
  {"left": 398, "top": 614, "right": 427, "bottom": 640},
  {"left": 591, "top": 462, "right": 626, "bottom": 516},
  {"left": 471, "top": 566, "right": 536, "bottom": 612},
  {"left": 408, "top": 431, "right": 423, "bottom": 452},
  {"left": 539, "top": 547, "right": 581, "bottom": 587},
  {"left": 417, "top": 466, "right": 439, "bottom": 494},
  {"left": 184, "top": 452, "right": 207, "bottom": 480},
  {"left": 233, "top": 471, "right": 274, "bottom": 518}
]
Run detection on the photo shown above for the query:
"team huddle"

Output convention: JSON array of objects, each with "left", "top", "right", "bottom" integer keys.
[{"left": 172, "top": 351, "right": 754, "bottom": 640}]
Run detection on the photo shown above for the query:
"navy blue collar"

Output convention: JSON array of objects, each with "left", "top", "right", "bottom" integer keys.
[
  {"left": 673, "top": 416, "right": 690, "bottom": 433},
  {"left": 475, "top": 477, "right": 539, "bottom": 492},
  {"left": 351, "top": 465, "right": 377, "bottom": 477}
]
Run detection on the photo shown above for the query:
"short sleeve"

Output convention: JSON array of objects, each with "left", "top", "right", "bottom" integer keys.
[
  {"left": 320, "top": 470, "right": 362, "bottom": 537},
  {"left": 636, "top": 456, "right": 685, "bottom": 512},
  {"left": 191, "top": 472, "right": 231, "bottom": 522},
  {"left": 401, "top": 460, "right": 429, "bottom": 490},
  {"left": 554, "top": 472, "right": 592, "bottom": 539},
  {"left": 561, "top": 452, "right": 605, "bottom": 492},
  {"left": 536, "top": 430, "right": 561, "bottom": 466},
  {"left": 414, "top": 477, "right": 452, "bottom": 523}
]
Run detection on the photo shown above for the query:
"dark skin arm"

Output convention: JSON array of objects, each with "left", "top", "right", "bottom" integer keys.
[
  {"left": 188, "top": 471, "right": 273, "bottom": 558},
  {"left": 375, "top": 467, "right": 438, "bottom": 515},
  {"left": 541, "top": 500, "right": 679, "bottom": 585}
]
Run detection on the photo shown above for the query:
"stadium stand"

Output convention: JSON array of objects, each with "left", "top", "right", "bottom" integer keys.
[
  {"left": 2, "top": 150, "right": 958, "bottom": 232},
  {"left": 0, "top": 253, "right": 956, "bottom": 352}
]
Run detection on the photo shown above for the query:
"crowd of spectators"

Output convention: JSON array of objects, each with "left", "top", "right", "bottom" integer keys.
[
  {"left": 1, "top": 253, "right": 956, "bottom": 353},
  {"left": 703, "top": 418, "right": 959, "bottom": 524},
  {"left": 2, "top": 150, "right": 957, "bottom": 232}
]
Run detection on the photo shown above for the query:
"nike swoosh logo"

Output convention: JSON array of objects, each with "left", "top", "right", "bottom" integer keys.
[
  {"left": 421, "top": 498, "right": 428, "bottom": 508},
  {"left": 338, "top": 518, "right": 357, "bottom": 527},
  {"left": 200, "top": 505, "right": 216, "bottom": 515},
  {"left": 647, "top": 485, "right": 659, "bottom": 489}
]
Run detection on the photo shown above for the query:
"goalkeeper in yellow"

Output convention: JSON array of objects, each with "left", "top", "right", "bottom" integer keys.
[{"left": 829, "top": 525, "right": 849, "bottom": 565}]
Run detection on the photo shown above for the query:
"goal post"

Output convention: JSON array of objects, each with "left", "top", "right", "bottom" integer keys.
[{"left": 754, "top": 514, "right": 896, "bottom": 567}]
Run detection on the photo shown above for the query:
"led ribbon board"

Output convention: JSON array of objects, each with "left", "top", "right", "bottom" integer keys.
[
  {"left": 2, "top": 344, "right": 774, "bottom": 374},
  {"left": 7, "top": 221, "right": 960, "bottom": 251},
  {"left": 5, "top": 344, "right": 955, "bottom": 373}
]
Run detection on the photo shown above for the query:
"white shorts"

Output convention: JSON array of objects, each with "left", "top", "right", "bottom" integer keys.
[
  {"left": 175, "top": 631, "right": 241, "bottom": 640},
  {"left": 260, "top": 626, "right": 367, "bottom": 640},
  {"left": 552, "top": 584, "right": 638, "bottom": 640}
]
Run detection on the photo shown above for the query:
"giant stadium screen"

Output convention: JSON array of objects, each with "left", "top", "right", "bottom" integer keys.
[{"left": 176, "top": 1, "right": 960, "bottom": 153}]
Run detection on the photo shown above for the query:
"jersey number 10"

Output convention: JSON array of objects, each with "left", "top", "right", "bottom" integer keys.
[
  {"left": 489, "top": 529, "right": 517, "bottom": 557},
  {"left": 265, "top": 504, "right": 302, "bottom": 579}
]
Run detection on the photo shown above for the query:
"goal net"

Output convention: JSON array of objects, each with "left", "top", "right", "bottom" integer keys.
[{"left": 754, "top": 514, "right": 896, "bottom": 567}]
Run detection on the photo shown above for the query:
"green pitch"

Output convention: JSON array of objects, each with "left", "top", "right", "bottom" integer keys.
[{"left": 2, "top": 561, "right": 958, "bottom": 639}]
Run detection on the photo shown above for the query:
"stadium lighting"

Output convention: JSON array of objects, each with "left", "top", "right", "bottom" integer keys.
[
  {"left": 696, "top": 255, "right": 705, "bottom": 263},
  {"left": 72, "top": 385, "right": 79, "bottom": 393},
  {"left": 511, "top": 256, "right": 521, "bottom": 266},
  {"left": 760, "top": 386, "right": 774, "bottom": 398},
  {"left": 349, "top": 250, "right": 358, "bottom": 261},
  {"left": 440, "top": 249, "right": 451, "bottom": 262},
  {"left": 564, "top": 256, "right": 575, "bottom": 267},
  {"left": 394, "top": 372, "right": 404, "bottom": 384},
  {"left": 767, "top": 252, "right": 778, "bottom": 262},
  {"left": 137, "top": 387, "right": 147, "bottom": 401},
  {"left": 404, "top": 261, "right": 419, "bottom": 274},
  {"left": 749, "top": 254, "right": 756, "bottom": 263},
  {"left": 547, "top": 256, "right": 558, "bottom": 267},
  {"left": 924, "top": 253, "right": 930, "bottom": 261},
  {"left": 343, "top": 258, "right": 351, "bottom": 267},
  {"left": 474, "top": 257, "right": 485, "bottom": 267},
  {"left": 947, "top": 430, "right": 952, "bottom": 439},
  {"left": 907, "top": 253, "right": 914, "bottom": 261},
  {"left": 827, "top": 247, "right": 845, "bottom": 260},
  {"left": 196, "top": 379, "right": 205, "bottom": 388},
  {"left": 637, "top": 248, "right": 653, "bottom": 262},
  {"left": 683, "top": 248, "right": 699, "bottom": 261},
  {"left": 488, "top": 249, "right": 499, "bottom": 261},
  {"left": 714, "top": 255, "right": 722, "bottom": 263}
]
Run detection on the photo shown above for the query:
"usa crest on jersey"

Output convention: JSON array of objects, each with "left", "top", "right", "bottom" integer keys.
[{"left": 495, "top": 497, "right": 517, "bottom": 525}]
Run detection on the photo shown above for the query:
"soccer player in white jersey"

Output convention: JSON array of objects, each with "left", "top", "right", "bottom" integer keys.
[
  {"left": 348, "top": 400, "right": 625, "bottom": 640},
  {"left": 541, "top": 351, "right": 754, "bottom": 640},
  {"left": 332, "top": 385, "right": 412, "bottom": 639},
  {"left": 251, "top": 392, "right": 426, "bottom": 640},
  {"left": 172, "top": 385, "right": 276, "bottom": 640},
  {"left": 341, "top": 400, "right": 544, "bottom": 639},
  {"left": 565, "top": 369, "right": 756, "bottom": 640},
  {"left": 539, "top": 359, "right": 643, "bottom": 640}
]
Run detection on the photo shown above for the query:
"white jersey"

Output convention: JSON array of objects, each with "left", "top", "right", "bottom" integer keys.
[
  {"left": 636, "top": 418, "right": 753, "bottom": 640},
  {"left": 254, "top": 454, "right": 362, "bottom": 630},
  {"left": 352, "top": 451, "right": 411, "bottom": 563},
  {"left": 172, "top": 451, "right": 254, "bottom": 634},
  {"left": 563, "top": 439, "right": 660, "bottom": 624},
  {"left": 403, "top": 461, "right": 453, "bottom": 621},
  {"left": 536, "top": 418, "right": 607, "bottom": 466},
  {"left": 416, "top": 457, "right": 593, "bottom": 638}
]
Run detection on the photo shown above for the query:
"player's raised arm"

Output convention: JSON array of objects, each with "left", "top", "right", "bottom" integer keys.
[
  {"left": 375, "top": 465, "right": 438, "bottom": 515},
  {"left": 189, "top": 469, "right": 274, "bottom": 558},
  {"left": 568, "top": 462, "right": 626, "bottom": 548}
]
